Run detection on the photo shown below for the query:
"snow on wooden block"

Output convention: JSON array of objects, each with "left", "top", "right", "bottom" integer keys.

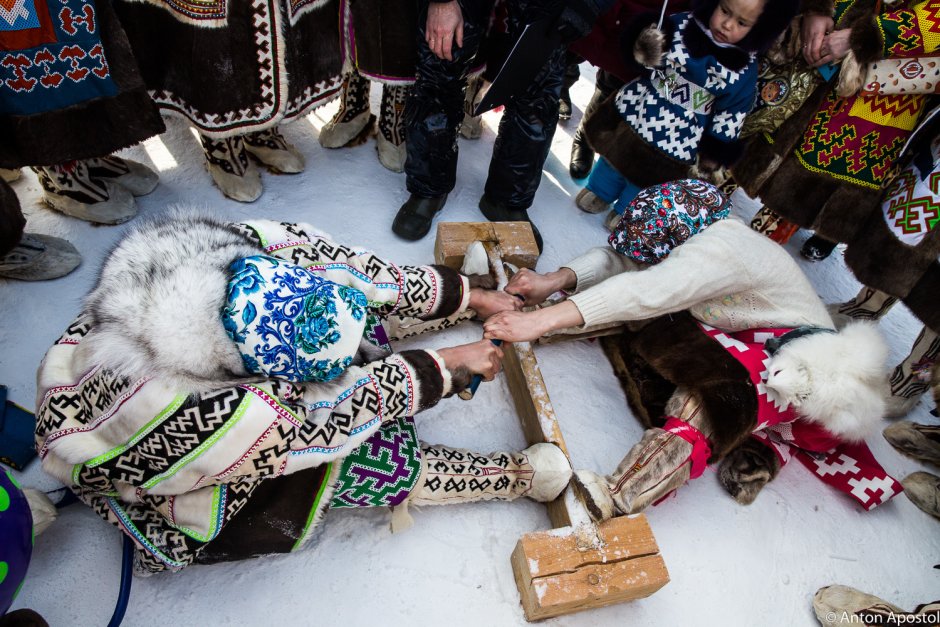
[
  {"left": 511, "top": 515, "right": 669, "bottom": 621},
  {"left": 434, "top": 222, "right": 539, "bottom": 271}
]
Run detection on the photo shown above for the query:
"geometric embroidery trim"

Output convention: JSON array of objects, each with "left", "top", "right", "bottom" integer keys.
[
  {"left": 329, "top": 416, "right": 422, "bottom": 508},
  {"left": 881, "top": 139, "right": 940, "bottom": 246}
]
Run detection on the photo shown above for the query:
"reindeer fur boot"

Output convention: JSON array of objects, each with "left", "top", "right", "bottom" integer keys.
[
  {"left": 200, "top": 134, "right": 263, "bottom": 203},
  {"left": 33, "top": 161, "right": 137, "bottom": 224},
  {"left": 85, "top": 155, "right": 159, "bottom": 196},
  {"left": 901, "top": 471, "right": 940, "bottom": 520},
  {"left": 459, "top": 74, "right": 486, "bottom": 140},
  {"left": 573, "top": 393, "right": 711, "bottom": 521},
  {"left": 0, "top": 168, "right": 20, "bottom": 183},
  {"left": 243, "top": 126, "right": 305, "bottom": 174},
  {"left": 814, "top": 585, "right": 940, "bottom": 626},
  {"left": 376, "top": 84, "right": 409, "bottom": 172},
  {"left": 319, "top": 70, "right": 374, "bottom": 149},
  {"left": 884, "top": 421, "right": 940, "bottom": 467},
  {"left": 407, "top": 442, "right": 571, "bottom": 506}
]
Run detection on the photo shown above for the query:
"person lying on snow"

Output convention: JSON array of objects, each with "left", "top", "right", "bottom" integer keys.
[
  {"left": 483, "top": 179, "right": 902, "bottom": 519},
  {"left": 33, "top": 213, "right": 572, "bottom": 574}
]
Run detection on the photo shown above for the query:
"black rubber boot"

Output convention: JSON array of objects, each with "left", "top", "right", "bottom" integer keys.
[
  {"left": 800, "top": 234, "right": 837, "bottom": 262},
  {"left": 478, "top": 194, "right": 543, "bottom": 253},
  {"left": 392, "top": 194, "right": 448, "bottom": 241},
  {"left": 558, "top": 87, "right": 572, "bottom": 121},
  {"left": 569, "top": 129, "right": 594, "bottom": 179}
]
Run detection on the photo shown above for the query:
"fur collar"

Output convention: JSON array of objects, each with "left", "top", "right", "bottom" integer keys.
[{"left": 80, "top": 210, "right": 266, "bottom": 393}]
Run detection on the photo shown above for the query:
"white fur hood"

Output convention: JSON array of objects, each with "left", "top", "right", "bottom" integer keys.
[
  {"left": 764, "top": 321, "right": 891, "bottom": 442},
  {"left": 79, "top": 212, "right": 266, "bottom": 392}
]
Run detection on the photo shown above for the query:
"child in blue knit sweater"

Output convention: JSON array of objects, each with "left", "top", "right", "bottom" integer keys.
[{"left": 576, "top": 0, "right": 797, "bottom": 229}]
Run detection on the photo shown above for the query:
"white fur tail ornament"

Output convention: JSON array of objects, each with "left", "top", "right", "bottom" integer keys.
[
  {"left": 836, "top": 50, "right": 864, "bottom": 98},
  {"left": 764, "top": 321, "right": 890, "bottom": 442},
  {"left": 634, "top": 26, "right": 667, "bottom": 68}
]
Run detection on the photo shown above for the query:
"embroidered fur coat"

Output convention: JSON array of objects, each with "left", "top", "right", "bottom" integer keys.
[
  {"left": 844, "top": 105, "right": 940, "bottom": 334},
  {"left": 112, "top": 0, "right": 344, "bottom": 137},
  {"left": 601, "top": 312, "right": 898, "bottom": 510},
  {"left": 34, "top": 215, "right": 469, "bottom": 573},
  {"left": 732, "top": 0, "right": 939, "bottom": 245}
]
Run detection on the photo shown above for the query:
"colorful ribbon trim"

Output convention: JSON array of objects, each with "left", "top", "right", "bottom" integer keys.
[{"left": 663, "top": 416, "right": 712, "bottom": 479}]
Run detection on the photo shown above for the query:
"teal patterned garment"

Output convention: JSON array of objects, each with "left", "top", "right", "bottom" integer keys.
[
  {"left": 222, "top": 255, "right": 369, "bottom": 382},
  {"left": 608, "top": 179, "right": 731, "bottom": 264}
]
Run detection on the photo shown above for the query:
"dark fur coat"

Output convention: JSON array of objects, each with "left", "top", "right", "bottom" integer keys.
[
  {"left": 113, "top": 0, "right": 343, "bottom": 137},
  {"left": 600, "top": 312, "right": 759, "bottom": 462},
  {"left": 732, "top": 0, "right": 935, "bottom": 245},
  {"left": 0, "top": 0, "right": 164, "bottom": 168}
]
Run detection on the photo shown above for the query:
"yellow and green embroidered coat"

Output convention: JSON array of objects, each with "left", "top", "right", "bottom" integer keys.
[{"left": 733, "top": 0, "right": 939, "bottom": 244}]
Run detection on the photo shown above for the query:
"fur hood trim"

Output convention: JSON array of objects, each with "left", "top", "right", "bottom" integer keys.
[
  {"left": 81, "top": 210, "right": 266, "bottom": 393},
  {"left": 765, "top": 321, "right": 889, "bottom": 442}
]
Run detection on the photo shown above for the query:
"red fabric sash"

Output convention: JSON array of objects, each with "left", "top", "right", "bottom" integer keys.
[{"left": 663, "top": 416, "right": 711, "bottom": 479}]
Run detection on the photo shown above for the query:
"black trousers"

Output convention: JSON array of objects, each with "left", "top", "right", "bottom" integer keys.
[{"left": 405, "top": 0, "right": 568, "bottom": 211}]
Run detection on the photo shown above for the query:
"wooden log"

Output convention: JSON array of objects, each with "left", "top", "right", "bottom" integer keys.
[
  {"left": 502, "top": 339, "right": 582, "bottom": 529},
  {"left": 431, "top": 222, "right": 669, "bottom": 621},
  {"left": 511, "top": 516, "right": 669, "bottom": 621},
  {"left": 434, "top": 222, "right": 539, "bottom": 271}
]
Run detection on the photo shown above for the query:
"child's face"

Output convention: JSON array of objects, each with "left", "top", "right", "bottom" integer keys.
[{"left": 708, "top": 0, "right": 765, "bottom": 45}]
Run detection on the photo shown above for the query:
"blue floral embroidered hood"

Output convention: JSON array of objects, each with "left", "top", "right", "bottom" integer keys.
[{"left": 222, "top": 255, "right": 370, "bottom": 383}]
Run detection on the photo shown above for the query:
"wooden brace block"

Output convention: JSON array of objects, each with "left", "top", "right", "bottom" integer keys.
[
  {"left": 511, "top": 515, "right": 669, "bottom": 621},
  {"left": 434, "top": 222, "right": 540, "bottom": 271}
]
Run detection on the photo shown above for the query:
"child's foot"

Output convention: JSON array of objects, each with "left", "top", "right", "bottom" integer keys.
[{"left": 575, "top": 188, "right": 610, "bottom": 214}]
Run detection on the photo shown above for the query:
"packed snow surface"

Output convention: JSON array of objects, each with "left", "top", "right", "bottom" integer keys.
[{"left": 5, "top": 66, "right": 937, "bottom": 626}]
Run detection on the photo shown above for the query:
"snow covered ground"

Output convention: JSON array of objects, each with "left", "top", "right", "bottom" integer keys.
[{"left": 5, "top": 66, "right": 939, "bottom": 626}]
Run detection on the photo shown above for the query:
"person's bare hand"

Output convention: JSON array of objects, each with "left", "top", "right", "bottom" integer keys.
[
  {"left": 468, "top": 287, "right": 523, "bottom": 320},
  {"left": 816, "top": 29, "right": 852, "bottom": 66},
  {"left": 504, "top": 268, "right": 574, "bottom": 306},
  {"left": 437, "top": 340, "right": 504, "bottom": 381},
  {"left": 801, "top": 14, "right": 834, "bottom": 66},
  {"left": 483, "top": 310, "right": 547, "bottom": 343},
  {"left": 427, "top": 1, "right": 463, "bottom": 61}
]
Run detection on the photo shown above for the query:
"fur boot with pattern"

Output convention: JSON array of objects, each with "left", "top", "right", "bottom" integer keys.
[
  {"left": 84, "top": 156, "right": 158, "bottom": 197},
  {"left": 407, "top": 442, "right": 571, "bottom": 506},
  {"left": 243, "top": 126, "right": 305, "bottom": 174},
  {"left": 32, "top": 161, "right": 137, "bottom": 224},
  {"left": 376, "top": 85, "right": 409, "bottom": 172},
  {"left": 319, "top": 71, "right": 374, "bottom": 149},
  {"left": 200, "top": 134, "right": 263, "bottom": 203}
]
